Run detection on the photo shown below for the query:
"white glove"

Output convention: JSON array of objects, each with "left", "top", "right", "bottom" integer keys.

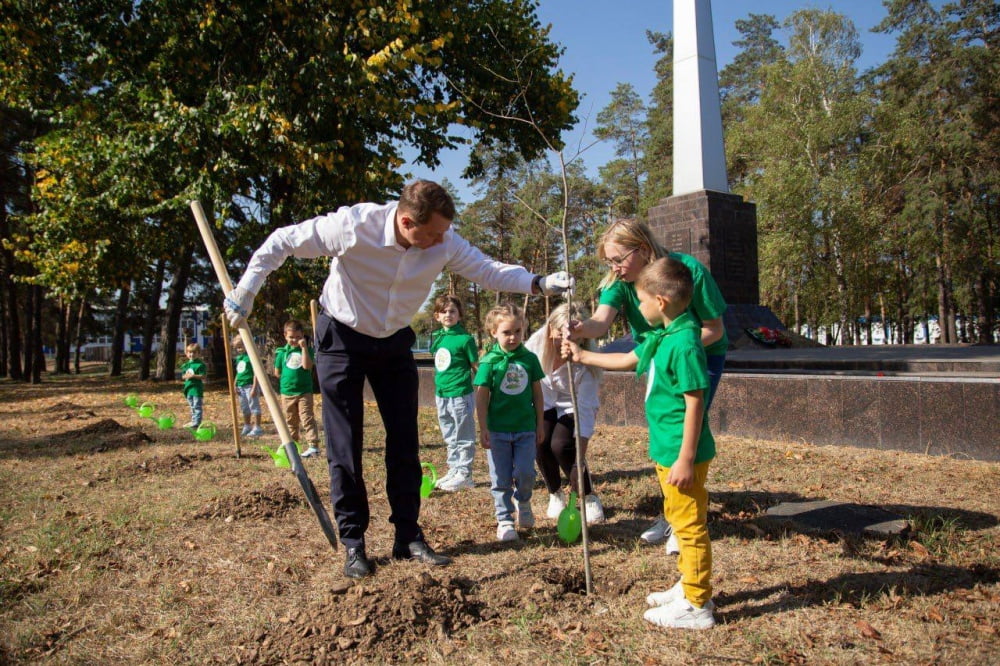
[
  {"left": 224, "top": 286, "right": 255, "bottom": 327},
  {"left": 538, "top": 271, "right": 574, "bottom": 297}
]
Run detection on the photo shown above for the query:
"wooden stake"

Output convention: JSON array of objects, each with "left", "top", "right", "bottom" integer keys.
[{"left": 220, "top": 313, "right": 242, "bottom": 458}]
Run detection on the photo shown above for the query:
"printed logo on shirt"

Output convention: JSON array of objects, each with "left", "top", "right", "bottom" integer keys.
[
  {"left": 434, "top": 348, "right": 452, "bottom": 372},
  {"left": 236, "top": 360, "right": 248, "bottom": 374},
  {"left": 499, "top": 364, "right": 529, "bottom": 396},
  {"left": 285, "top": 353, "right": 303, "bottom": 370},
  {"left": 645, "top": 358, "right": 656, "bottom": 402}
]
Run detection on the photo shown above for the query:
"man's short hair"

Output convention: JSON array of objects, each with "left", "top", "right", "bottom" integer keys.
[
  {"left": 636, "top": 257, "right": 693, "bottom": 307},
  {"left": 399, "top": 180, "right": 456, "bottom": 224}
]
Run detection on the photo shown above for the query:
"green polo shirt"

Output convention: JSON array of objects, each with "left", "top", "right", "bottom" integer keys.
[
  {"left": 598, "top": 252, "right": 729, "bottom": 355},
  {"left": 474, "top": 344, "right": 544, "bottom": 433},
  {"left": 180, "top": 359, "right": 207, "bottom": 398},
  {"left": 274, "top": 345, "right": 315, "bottom": 396},
  {"left": 234, "top": 353, "right": 254, "bottom": 387},
  {"left": 634, "top": 311, "right": 715, "bottom": 468},
  {"left": 430, "top": 324, "right": 478, "bottom": 397}
]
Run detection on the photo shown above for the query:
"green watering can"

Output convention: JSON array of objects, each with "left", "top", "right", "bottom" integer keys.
[
  {"left": 193, "top": 421, "right": 216, "bottom": 441},
  {"left": 557, "top": 491, "right": 582, "bottom": 543},
  {"left": 260, "top": 441, "right": 303, "bottom": 469},
  {"left": 420, "top": 462, "right": 437, "bottom": 498},
  {"left": 137, "top": 402, "right": 156, "bottom": 418},
  {"left": 156, "top": 412, "right": 175, "bottom": 429},
  {"left": 124, "top": 393, "right": 139, "bottom": 409}
]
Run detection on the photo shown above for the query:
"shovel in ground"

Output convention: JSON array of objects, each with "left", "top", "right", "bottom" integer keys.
[{"left": 191, "top": 200, "right": 338, "bottom": 552}]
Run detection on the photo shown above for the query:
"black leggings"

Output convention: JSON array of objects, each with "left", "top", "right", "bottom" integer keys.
[{"left": 536, "top": 408, "right": 592, "bottom": 495}]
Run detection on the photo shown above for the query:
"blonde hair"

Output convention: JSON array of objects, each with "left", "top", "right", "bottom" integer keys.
[
  {"left": 597, "top": 218, "right": 669, "bottom": 290},
  {"left": 484, "top": 303, "right": 523, "bottom": 335},
  {"left": 536, "top": 302, "right": 593, "bottom": 374},
  {"left": 185, "top": 342, "right": 201, "bottom": 355}
]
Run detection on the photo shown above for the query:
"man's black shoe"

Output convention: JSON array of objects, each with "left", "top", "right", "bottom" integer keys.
[
  {"left": 344, "top": 545, "right": 373, "bottom": 579},
  {"left": 392, "top": 540, "right": 452, "bottom": 566}
]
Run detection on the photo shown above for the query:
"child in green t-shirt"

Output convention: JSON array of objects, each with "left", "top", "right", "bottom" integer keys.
[
  {"left": 232, "top": 335, "right": 263, "bottom": 437},
  {"left": 180, "top": 343, "right": 207, "bottom": 428},
  {"left": 474, "top": 304, "right": 545, "bottom": 543},
  {"left": 273, "top": 320, "right": 320, "bottom": 457},
  {"left": 430, "top": 295, "right": 479, "bottom": 492},
  {"left": 563, "top": 257, "right": 716, "bottom": 630}
]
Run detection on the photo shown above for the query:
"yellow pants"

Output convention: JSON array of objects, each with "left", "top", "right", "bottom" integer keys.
[
  {"left": 656, "top": 460, "right": 712, "bottom": 607},
  {"left": 280, "top": 393, "right": 320, "bottom": 446}
]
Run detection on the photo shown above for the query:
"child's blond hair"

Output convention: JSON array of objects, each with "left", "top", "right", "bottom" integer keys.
[
  {"left": 536, "top": 302, "right": 596, "bottom": 374},
  {"left": 484, "top": 303, "right": 523, "bottom": 335},
  {"left": 185, "top": 342, "right": 202, "bottom": 355}
]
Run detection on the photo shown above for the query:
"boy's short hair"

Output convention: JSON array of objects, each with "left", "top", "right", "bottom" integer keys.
[
  {"left": 433, "top": 294, "right": 463, "bottom": 317},
  {"left": 231, "top": 334, "right": 243, "bottom": 346},
  {"left": 283, "top": 319, "right": 304, "bottom": 333},
  {"left": 484, "top": 303, "right": 523, "bottom": 334},
  {"left": 636, "top": 257, "right": 694, "bottom": 307},
  {"left": 399, "top": 180, "right": 456, "bottom": 224},
  {"left": 185, "top": 342, "right": 201, "bottom": 353}
]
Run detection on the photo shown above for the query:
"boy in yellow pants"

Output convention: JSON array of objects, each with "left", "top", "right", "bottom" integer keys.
[{"left": 563, "top": 256, "right": 716, "bottom": 629}]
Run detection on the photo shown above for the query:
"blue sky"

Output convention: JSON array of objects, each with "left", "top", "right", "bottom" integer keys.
[{"left": 405, "top": 1, "right": 904, "bottom": 204}]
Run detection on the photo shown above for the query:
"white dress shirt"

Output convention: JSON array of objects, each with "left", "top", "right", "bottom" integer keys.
[
  {"left": 525, "top": 327, "right": 601, "bottom": 438},
  {"left": 238, "top": 201, "right": 535, "bottom": 338}
]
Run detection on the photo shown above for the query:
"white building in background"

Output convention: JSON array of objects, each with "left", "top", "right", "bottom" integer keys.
[{"left": 74, "top": 305, "right": 214, "bottom": 361}]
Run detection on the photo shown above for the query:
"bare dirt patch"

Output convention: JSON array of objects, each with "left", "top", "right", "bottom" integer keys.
[
  {"left": 192, "top": 483, "right": 305, "bottom": 521},
  {"left": 55, "top": 418, "right": 152, "bottom": 451}
]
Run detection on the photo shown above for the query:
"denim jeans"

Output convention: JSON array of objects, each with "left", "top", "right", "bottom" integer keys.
[
  {"left": 486, "top": 430, "right": 536, "bottom": 524},
  {"left": 236, "top": 385, "right": 261, "bottom": 416},
  {"left": 186, "top": 395, "right": 203, "bottom": 426},
  {"left": 436, "top": 394, "right": 476, "bottom": 478}
]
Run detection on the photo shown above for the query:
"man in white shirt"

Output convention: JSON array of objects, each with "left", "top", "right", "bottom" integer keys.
[{"left": 225, "top": 180, "right": 571, "bottom": 579}]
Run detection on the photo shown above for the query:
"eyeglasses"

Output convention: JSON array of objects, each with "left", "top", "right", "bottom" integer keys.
[{"left": 603, "top": 247, "right": 638, "bottom": 268}]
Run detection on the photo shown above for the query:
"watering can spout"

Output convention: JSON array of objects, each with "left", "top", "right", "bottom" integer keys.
[
  {"left": 420, "top": 462, "right": 437, "bottom": 498},
  {"left": 260, "top": 444, "right": 290, "bottom": 469}
]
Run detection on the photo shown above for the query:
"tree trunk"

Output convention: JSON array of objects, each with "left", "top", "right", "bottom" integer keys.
[
  {"left": 109, "top": 283, "right": 131, "bottom": 376},
  {"left": 29, "top": 284, "right": 44, "bottom": 383},
  {"left": 0, "top": 200, "right": 22, "bottom": 379},
  {"left": 974, "top": 272, "right": 994, "bottom": 344},
  {"left": 935, "top": 253, "right": 953, "bottom": 344},
  {"left": 0, "top": 273, "right": 7, "bottom": 377},
  {"left": 22, "top": 283, "right": 35, "bottom": 380},
  {"left": 74, "top": 297, "right": 86, "bottom": 374},
  {"left": 54, "top": 296, "right": 68, "bottom": 374},
  {"left": 140, "top": 258, "right": 165, "bottom": 380},
  {"left": 156, "top": 244, "right": 195, "bottom": 380}
]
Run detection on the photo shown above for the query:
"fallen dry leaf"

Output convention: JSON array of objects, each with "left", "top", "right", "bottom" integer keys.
[{"left": 856, "top": 620, "right": 882, "bottom": 640}]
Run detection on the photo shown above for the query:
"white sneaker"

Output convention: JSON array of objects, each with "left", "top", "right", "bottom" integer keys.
[
  {"left": 496, "top": 522, "right": 518, "bottom": 542},
  {"left": 640, "top": 516, "right": 671, "bottom": 544},
  {"left": 514, "top": 498, "right": 535, "bottom": 529},
  {"left": 182, "top": 421, "right": 196, "bottom": 429},
  {"left": 546, "top": 491, "right": 567, "bottom": 519},
  {"left": 240, "top": 424, "right": 252, "bottom": 436},
  {"left": 643, "top": 597, "right": 715, "bottom": 630},
  {"left": 665, "top": 531, "right": 680, "bottom": 555},
  {"left": 247, "top": 426, "right": 264, "bottom": 437},
  {"left": 584, "top": 494, "right": 605, "bottom": 524},
  {"left": 646, "top": 579, "right": 685, "bottom": 607},
  {"left": 438, "top": 474, "right": 474, "bottom": 492},
  {"left": 434, "top": 468, "right": 456, "bottom": 489},
  {"left": 301, "top": 446, "right": 320, "bottom": 458}
]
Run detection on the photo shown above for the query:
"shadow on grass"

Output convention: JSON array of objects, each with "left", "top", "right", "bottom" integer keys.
[{"left": 716, "top": 562, "right": 1000, "bottom": 622}]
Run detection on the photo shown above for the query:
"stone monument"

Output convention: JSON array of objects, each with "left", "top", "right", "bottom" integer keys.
[{"left": 646, "top": 0, "right": 782, "bottom": 343}]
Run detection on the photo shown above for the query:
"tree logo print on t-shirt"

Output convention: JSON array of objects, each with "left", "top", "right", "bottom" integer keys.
[
  {"left": 285, "top": 352, "right": 303, "bottom": 370},
  {"left": 237, "top": 360, "right": 248, "bottom": 374},
  {"left": 434, "top": 348, "right": 452, "bottom": 372},
  {"left": 499, "top": 363, "right": 529, "bottom": 396}
]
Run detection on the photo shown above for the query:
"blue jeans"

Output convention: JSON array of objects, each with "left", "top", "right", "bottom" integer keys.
[
  {"left": 706, "top": 353, "right": 726, "bottom": 409},
  {"left": 236, "top": 385, "right": 261, "bottom": 416},
  {"left": 436, "top": 394, "right": 476, "bottom": 478},
  {"left": 486, "top": 431, "right": 536, "bottom": 524},
  {"left": 186, "top": 395, "right": 203, "bottom": 426}
]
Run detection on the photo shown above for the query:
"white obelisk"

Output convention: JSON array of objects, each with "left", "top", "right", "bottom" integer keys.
[{"left": 673, "top": 0, "right": 729, "bottom": 195}]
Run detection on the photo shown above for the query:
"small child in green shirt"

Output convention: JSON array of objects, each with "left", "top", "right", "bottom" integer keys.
[
  {"left": 232, "top": 334, "right": 263, "bottom": 437},
  {"left": 430, "top": 295, "right": 479, "bottom": 492},
  {"left": 474, "top": 304, "right": 545, "bottom": 543},
  {"left": 563, "top": 257, "right": 716, "bottom": 630},
  {"left": 180, "top": 343, "right": 207, "bottom": 428},
  {"left": 274, "top": 320, "right": 320, "bottom": 457}
]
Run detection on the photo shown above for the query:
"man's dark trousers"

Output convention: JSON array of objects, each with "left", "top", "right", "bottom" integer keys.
[{"left": 315, "top": 313, "right": 422, "bottom": 549}]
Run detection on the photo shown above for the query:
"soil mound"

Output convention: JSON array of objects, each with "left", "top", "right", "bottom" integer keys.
[
  {"left": 54, "top": 419, "right": 152, "bottom": 451},
  {"left": 243, "top": 572, "right": 494, "bottom": 664},
  {"left": 134, "top": 452, "right": 212, "bottom": 474},
  {"left": 193, "top": 483, "right": 304, "bottom": 521}
]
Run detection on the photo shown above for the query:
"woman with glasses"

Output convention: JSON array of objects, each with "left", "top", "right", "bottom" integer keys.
[{"left": 568, "top": 218, "right": 728, "bottom": 548}]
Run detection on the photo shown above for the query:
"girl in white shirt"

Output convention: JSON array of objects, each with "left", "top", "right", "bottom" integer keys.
[{"left": 525, "top": 303, "right": 605, "bottom": 524}]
